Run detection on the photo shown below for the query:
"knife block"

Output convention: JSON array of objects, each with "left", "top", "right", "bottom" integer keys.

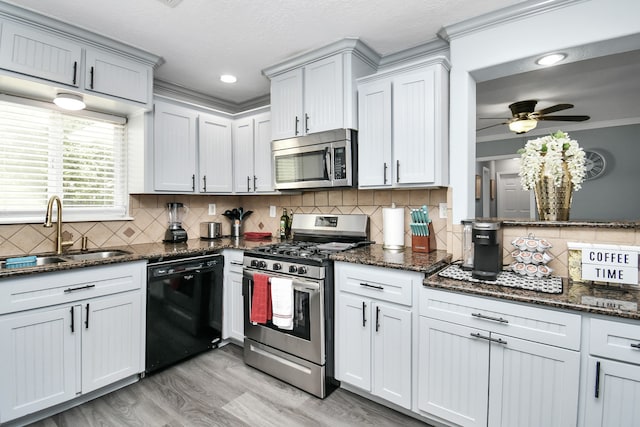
[{"left": 411, "top": 222, "right": 436, "bottom": 253}]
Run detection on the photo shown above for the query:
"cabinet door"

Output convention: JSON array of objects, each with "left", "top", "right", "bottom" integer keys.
[
  {"left": 153, "top": 101, "right": 197, "bottom": 192},
  {"left": 81, "top": 292, "right": 142, "bottom": 393},
  {"left": 488, "top": 333, "right": 580, "bottom": 427},
  {"left": 253, "top": 112, "right": 274, "bottom": 193},
  {"left": 357, "top": 80, "right": 392, "bottom": 187},
  {"left": 85, "top": 49, "right": 150, "bottom": 104},
  {"left": 584, "top": 357, "right": 640, "bottom": 427},
  {"left": 233, "top": 117, "right": 255, "bottom": 193},
  {"left": 0, "top": 305, "right": 79, "bottom": 423},
  {"left": 393, "top": 68, "right": 437, "bottom": 185},
  {"left": 418, "top": 317, "right": 489, "bottom": 427},
  {"left": 228, "top": 269, "right": 244, "bottom": 343},
  {"left": 336, "top": 294, "right": 371, "bottom": 391},
  {"left": 304, "top": 55, "right": 344, "bottom": 134},
  {"left": 199, "top": 113, "right": 233, "bottom": 193},
  {"left": 0, "top": 21, "right": 81, "bottom": 86},
  {"left": 270, "top": 68, "right": 303, "bottom": 140},
  {"left": 372, "top": 302, "right": 411, "bottom": 409}
]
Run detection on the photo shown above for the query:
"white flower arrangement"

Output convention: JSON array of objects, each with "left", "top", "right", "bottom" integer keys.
[{"left": 518, "top": 130, "right": 586, "bottom": 191}]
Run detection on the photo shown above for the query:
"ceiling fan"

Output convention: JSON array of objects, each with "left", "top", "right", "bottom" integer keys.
[{"left": 478, "top": 100, "right": 590, "bottom": 134}]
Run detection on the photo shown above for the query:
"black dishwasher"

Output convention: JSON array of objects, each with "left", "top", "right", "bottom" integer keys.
[{"left": 146, "top": 254, "right": 223, "bottom": 374}]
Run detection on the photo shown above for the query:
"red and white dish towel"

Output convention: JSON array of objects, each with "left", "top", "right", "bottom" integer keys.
[
  {"left": 250, "top": 273, "right": 271, "bottom": 324},
  {"left": 270, "top": 277, "right": 294, "bottom": 330}
]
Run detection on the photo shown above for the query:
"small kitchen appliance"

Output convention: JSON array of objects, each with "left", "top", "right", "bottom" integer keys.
[
  {"left": 461, "top": 219, "right": 475, "bottom": 270},
  {"left": 164, "top": 202, "right": 188, "bottom": 243},
  {"left": 200, "top": 222, "right": 221, "bottom": 239},
  {"left": 472, "top": 220, "right": 503, "bottom": 281}
]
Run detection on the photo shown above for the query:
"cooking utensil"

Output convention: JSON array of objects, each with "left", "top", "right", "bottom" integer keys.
[{"left": 241, "top": 210, "right": 253, "bottom": 220}]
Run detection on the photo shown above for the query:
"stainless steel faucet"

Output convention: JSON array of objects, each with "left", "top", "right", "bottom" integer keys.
[{"left": 44, "top": 195, "right": 74, "bottom": 254}]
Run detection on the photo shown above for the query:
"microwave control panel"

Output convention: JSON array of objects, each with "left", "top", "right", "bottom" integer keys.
[{"left": 334, "top": 147, "right": 347, "bottom": 179}]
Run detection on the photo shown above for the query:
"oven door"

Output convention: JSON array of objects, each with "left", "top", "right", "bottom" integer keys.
[{"left": 243, "top": 268, "right": 324, "bottom": 365}]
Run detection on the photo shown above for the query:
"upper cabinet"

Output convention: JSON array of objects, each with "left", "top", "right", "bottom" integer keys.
[
  {"left": 199, "top": 113, "right": 233, "bottom": 194},
  {"left": 264, "top": 38, "right": 379, "bottom": 141},
  {"left": 0, "top": 6, "right": 159, "bottom": 109},
  {"left": 233, "top": 112, "right": 274, "bottom": 193},
  {"left": 357, "top": 59, "right": 449, "bottom": 188}
]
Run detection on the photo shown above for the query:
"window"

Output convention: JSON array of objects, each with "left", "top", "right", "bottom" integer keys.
[{"left": 0, "top": 95, "right": 128, "bottom": 223}]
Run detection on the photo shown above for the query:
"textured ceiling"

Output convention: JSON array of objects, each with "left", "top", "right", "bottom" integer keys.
[{"left": 4, "top": 0, "right": 524, "bottom": 106}]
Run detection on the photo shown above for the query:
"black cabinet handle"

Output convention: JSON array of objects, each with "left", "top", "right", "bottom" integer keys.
[
  {"left": 375, "top": 306, "right": 380, "bottom": 332},
  {"left": 70, "top": 306, "right": 75, "bottom": 333},
  {"left": 304, "top": 113, "right": 309, "bottom": 133},
  {"left": 471, "top": 312, "right": 509, "bottom": 324},
  {"left": 72, "top": 61, "right": 77, "bottom": 85},
  {"left": 253, "top": 175, "right": 257, "bottom": 191},
  {"left": 383, "top": 162, "right": 388, "bottom": 185},
  {"left": 295, "top": 116, "right": 299, "bottom": 135},
  {"left": 362, "top": 301, "right": 366, "bottom": 327},
  {"left": 85, "top": 303, "right": 90, "bottom": 329},
  {"left": 595, "top": 361, "right": 601, "bottom": 398},
  {"left": 247, "top": 176, "right": 251, "bottom": 192},
  {"left": 203, "top": 175, "right": 207, "bottom": 192},
  {"left": 631, "top": 343, "right": 640, "bottom": 349},
  {"left": 90, "top": 66, "right": 94, "bottom": 89},
  {"left": 191, "top": 174, "right": 195, "bottom": 191},
  {"left": 396, "top": 160, "right": 400, "bottom": 183},
  {"left": 64, "top": 284, "right": 96, "bottom": 293},
  {"left": 360, "top": 282, "right": 384, "bottom": 290}
]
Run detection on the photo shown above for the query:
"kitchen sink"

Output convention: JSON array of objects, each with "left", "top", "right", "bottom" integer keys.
[
  {"left": 0, "top": 255, "right": 68, "bottom": 269},
  {"left": 63, "top": 250, "right": 131, "bottom": 261}
]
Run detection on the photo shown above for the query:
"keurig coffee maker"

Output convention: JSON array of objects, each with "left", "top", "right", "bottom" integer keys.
[{"left": 472, "top": 220, "right": 502, "bottom": 281}]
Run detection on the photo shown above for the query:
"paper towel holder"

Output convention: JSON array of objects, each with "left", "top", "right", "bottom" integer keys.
[{"left": 382, "top": 203, "right": 405, "bottom": 250}]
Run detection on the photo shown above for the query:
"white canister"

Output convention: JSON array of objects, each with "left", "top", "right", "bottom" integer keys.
[{"left": 382, "top": 204, "right": 405, "bottom": 249}]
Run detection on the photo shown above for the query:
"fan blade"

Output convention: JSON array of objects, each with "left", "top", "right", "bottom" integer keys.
[
  {"left": 477, "top": 122, "right": 508, "bottom": 131},
  {"left": 536, "top": 103, "right": 574, "bottom": 115},
  {"left": 479, "top": 117, "right": 511, "bottom": 120},
  {"left": 537, "top": 115, "right": 590, "bottom": 122}
]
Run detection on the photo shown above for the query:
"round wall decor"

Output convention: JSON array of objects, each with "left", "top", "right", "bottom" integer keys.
[{"left": 583, "top": 150, "right": 606, "bottom": 180}]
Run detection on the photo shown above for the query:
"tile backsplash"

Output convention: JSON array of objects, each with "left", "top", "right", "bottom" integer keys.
[{"left": 0, "top": 189, "right": 448, "bottom": 257}]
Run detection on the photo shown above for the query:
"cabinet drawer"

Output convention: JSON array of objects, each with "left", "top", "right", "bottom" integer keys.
[
  {"left": 223, "top": 249, "right": 244, "bottom": 273},
  {"left": 0, "top": 261, "right": 145, "bottom": 314},
  {"left": 590, "top": 317, "right": 640, "bottom": 364},
  {"left": 420, "top": 287, "right": 581, "bottom": 350},
  {"left": 336, "top": 262, "right": 423, "bottom": 306}
]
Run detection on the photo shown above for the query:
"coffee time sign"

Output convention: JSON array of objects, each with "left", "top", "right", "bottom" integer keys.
[{"left": 581, "top": 247, "right": 639, "bottom": 285}]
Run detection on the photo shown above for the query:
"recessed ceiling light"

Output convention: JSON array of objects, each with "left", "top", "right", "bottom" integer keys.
[
  {"left": 220, "top": 74, "right": 237, "bottom": 84},
  {"left": 535, "top": 53, "right": 567, "bottom": 66},
  {"left": 53, "top": 93, "right": 86, "bottom": 110}
]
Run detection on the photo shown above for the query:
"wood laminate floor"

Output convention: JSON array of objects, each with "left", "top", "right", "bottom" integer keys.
[{"left": 28, "top": 344, "right": 430, "bottom": 427}]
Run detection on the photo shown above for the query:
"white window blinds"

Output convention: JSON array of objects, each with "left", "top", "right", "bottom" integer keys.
[{"left": 0, "top": 96, "right": 128, "bottom": 223}]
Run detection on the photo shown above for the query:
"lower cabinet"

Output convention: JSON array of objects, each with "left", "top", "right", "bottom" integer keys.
[
  {"left": 417, "top": 287, "right": 581, "bottom": 427},
  {"left": 583, "top": 318, "right": 640, "bottom": 427},
  {"left": 335, "top": 262, "right": 422, "bottom": 410},
  {"left": 222, "top": 249, "right": 244, "bottom": 344},
  {"left": 0, "top": 262, "right": 145, "bottom": 424}
]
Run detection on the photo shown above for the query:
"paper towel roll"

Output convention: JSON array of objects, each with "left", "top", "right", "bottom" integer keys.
[{"left": 383, "top": 207, "right": 405, "bottom": 249}]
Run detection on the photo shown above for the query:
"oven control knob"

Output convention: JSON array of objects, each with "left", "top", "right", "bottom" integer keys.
[
  {"left": 250, "top": 260, "right": 259, "bottom": 267},
  {"left": 288, "top": 265, "right": 297, "bottom": 273},
  {"left": 298, "top": 266, "right": 307, "bottom": 275},
  {"left": 258, "top": 260, "right": 267, "bottom": 269},
  {"left": 272, "top": 263, "right": 282, "bottom": 271}
]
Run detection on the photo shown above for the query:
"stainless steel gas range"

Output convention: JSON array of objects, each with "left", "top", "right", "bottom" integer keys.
[{"left": 242, "top": 213, "right": 370, "bottom": 398}]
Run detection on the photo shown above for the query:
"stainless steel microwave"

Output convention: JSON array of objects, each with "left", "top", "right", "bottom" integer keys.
[{"left": 272, "top": 129, "right": 357, "bottom": 190}]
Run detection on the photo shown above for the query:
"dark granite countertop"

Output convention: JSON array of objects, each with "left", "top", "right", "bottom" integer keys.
[
  {"left": 329, "top": 244, "right": 451, "bottom": 275},
  {"left": 0, "top": 237, "right": 274, "bottom": 279},
  {"left": 426, "top": 271, "right": 640, "bottom": 321},
  {"left": 487, "top": 218, "right": 640, "bottom": 229}
]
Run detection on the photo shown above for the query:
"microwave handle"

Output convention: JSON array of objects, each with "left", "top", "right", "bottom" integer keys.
[{"left": 324, "top": 147, "right": 331, "bottom": 180}]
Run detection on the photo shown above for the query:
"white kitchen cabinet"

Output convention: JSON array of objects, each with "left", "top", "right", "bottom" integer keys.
[
  {"left": 418, "top": 288, "right": 581, "bottom": 427},
  {"left": 265, "top": 39, "right": 377, "bottom": 141},
  {"left": 199, "top": 113, "right": 233, "bottom": 193},
  {"left": 357, "top": 60, "right": 449, "bottom": 188},
  {"left": 233, "top": 112, "right": 274, "bottom": 193},
  {"left": 84, "top": 48, "right": 150, "bottom": 104},
  {"left": 153, "top": 100, "right": 198, "bottom": 192},
  {"left": 0, "top": 262, "right": 145, "bottom": 424},
  {"left": 0, "top": 20, "right": 82, "bottom": 86},
  {"left": 335, "top": 262, "right": 422, "bottom": 410},
  {"left": 222, "top": 249, "right": 244, "bottom": 344},
  {"left": 583, "top": 317, "right": 640, "bottom": 427}
]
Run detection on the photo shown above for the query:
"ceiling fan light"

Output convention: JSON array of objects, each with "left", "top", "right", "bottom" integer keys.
[
  {"left": 53, "top": 92, "right": 86, "bottom": 110},
  {"left": 536, "top": 53, "right": 567, "bottom": 66},
  {"left": 509, "top": 119, "right": 538, "bottom": 134},
  {"left": 220, "top": 74, "right": 237, "bottom": 83}
]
